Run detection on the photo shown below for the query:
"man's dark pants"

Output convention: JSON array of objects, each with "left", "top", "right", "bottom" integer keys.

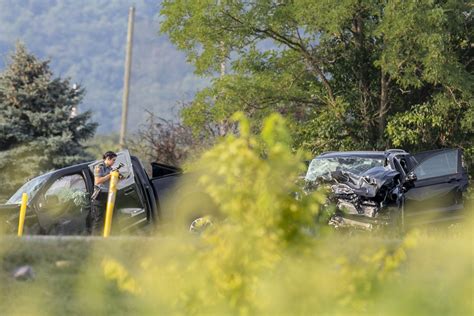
[{"left": 90, "top": 192, "right": 108, "bottom": 235}]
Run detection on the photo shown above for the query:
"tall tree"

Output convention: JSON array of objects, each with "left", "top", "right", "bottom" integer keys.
[
  {"left": 0, "top": 43, "right": 97, "bottom": 199},
  {"left": 160, "top": 0, "right": 473, "bottom": 160}
]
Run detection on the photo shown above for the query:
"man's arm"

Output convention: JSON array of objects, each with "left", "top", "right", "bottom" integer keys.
[
  {"left": 94, "top": 165, "right": 112, "bottom": 186},
  {"left": 94, "top": 174, "right": 111, "bottom": 185}
]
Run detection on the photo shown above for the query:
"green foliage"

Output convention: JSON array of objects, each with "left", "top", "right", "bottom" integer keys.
[
  {"left": 177, "top": 113, "right": 323, "bottom": 312},
  {"left": 387, "top": 94, "right": 472, "bottom": 149},
  {"left": 380, "top": 0, "right": 473, "bottom": 167},
  {"left": 196, "top": 112, "right": 323, "bottom": 241},
  {"left": 161, "top": 0, "right": 473, "bottom": 159},
  {"left": 0, "top": 43, "right": 97, "bottom": 200},
  {"left": 0, "top": 114, "right": 472, "bottom": 314}
]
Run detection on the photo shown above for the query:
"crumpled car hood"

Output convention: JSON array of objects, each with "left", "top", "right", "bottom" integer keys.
[{"left": 330, "top": 166, "right": 400, "bottom": 198}]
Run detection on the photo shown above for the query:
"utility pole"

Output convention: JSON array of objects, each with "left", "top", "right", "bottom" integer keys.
[
  {"left": 217, "top": 0, "right": 227, "bottom": 136},
  {"left": 220, "top": 41, "right": 226, "bottom": 77},
  {"left": 217, "top": 0, "right": 225, "bottom": 76},
  {"left": 119, "top": 6, "right": 135, "bottom": 149}
]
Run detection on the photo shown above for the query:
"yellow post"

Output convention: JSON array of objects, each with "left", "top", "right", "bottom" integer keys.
[
  {"left": 17, "top": 193, "right": 28, "bottom": 237},
  {"left": 103, "top": 170, "right": 120, "bottom": 237}
]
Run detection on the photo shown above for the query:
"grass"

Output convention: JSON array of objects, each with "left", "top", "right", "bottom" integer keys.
[
  {"left": 0, "top": 227, "right": 472, "bottom": 315},
  {"left": 0, "top": 237, "right": 154, "bottom": 315}
]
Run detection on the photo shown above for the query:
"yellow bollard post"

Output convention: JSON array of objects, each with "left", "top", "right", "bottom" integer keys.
[
  {"left": 103, "top": 170, "right": 120, "bottom": 237},
  {"left": 17, "top": 193, "right": 28, "bottom": 237}
]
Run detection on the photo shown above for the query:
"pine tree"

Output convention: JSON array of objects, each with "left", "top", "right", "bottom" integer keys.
[{"left": 0, "top": 43, "right": 97, "bottom": 200}]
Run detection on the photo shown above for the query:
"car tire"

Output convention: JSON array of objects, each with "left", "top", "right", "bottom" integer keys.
[{"left": 173, "top": 193, "right": 219, "bottom": 231}]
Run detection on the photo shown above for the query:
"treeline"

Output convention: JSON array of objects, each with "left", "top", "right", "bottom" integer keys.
[
  {"left": 0, "top": 1, "right": 472, "bottom": 200},
  {"left": 160, "top": 0, "right": 473, "bottom": 164}
]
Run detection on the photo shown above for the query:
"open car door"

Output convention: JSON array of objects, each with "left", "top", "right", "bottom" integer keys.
[
  {"left": 34, "top": 168, "right": 92, "bottom": 235},
  {"left": 88, "top": 150, "right": 149, "bottom": 234},
  {"left": 404, "top": 149, "right": 469, "bottom": 225}
]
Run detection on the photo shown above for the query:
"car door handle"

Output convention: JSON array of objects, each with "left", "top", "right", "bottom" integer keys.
[{"left": 123, "top": 187, "right": 135, "bottom": 195}]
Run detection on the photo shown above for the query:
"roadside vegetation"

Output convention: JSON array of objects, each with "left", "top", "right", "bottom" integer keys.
[
  {"left": 1, "top": 229, "right": 472, "bottom": 315},
  {"left": 1, "top": 114, "right": 473, "bottom": 315},
  {"left": 0, "top": 1, "right": 472, "bottom": 315},
  {"left": 161, "top": 0, "right": 473, "bottom": 172}
]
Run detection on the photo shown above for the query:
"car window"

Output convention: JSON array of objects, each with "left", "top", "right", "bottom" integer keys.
[
  {"left": 397, "top": 157, "right": 409, "bottom": 173},
  {"left": 413, "top": 150, "right": 458, "bottom": 180},
  {"left": 42, "top": 174, "right": 88, "bottom": 210},
  {"left": 305, "top": 157, "right": 385, "bottom": 181},
  {"left": 45, "top": 174, "right": 86, "bottom": 197},
  {"left": 6, "top": 172, "right": 52, "bottom": 204}
]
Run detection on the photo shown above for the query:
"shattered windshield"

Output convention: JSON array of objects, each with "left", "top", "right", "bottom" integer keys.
[
  {"left": 305, "top": 156, "right": 385, "bottom": 182},
  {"left": 6, "top": 173, "right": 52, "bottom": 204}
]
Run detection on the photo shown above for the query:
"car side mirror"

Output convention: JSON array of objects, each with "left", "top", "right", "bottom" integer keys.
[{"left": 406, "top": 171, "right": 417, "bottom": 182}]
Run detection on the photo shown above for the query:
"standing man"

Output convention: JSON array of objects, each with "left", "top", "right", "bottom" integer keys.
[{"left": 90, "top": 151, "right": 117, "bottom": 234}]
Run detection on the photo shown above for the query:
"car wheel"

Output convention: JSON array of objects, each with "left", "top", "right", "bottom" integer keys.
[{"left": 173, "top": 193, "right": 219, "bottom": 232}]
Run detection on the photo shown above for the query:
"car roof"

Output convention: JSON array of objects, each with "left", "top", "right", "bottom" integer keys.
[
  {"left": 49, "top": 161, "right": 95, "bottom": 176},
  {"left": 48, "top": 154, "right": 141, "bottom": 176},
  {"left": 316, "top": 151, "right": 388, "bottom": 159}
]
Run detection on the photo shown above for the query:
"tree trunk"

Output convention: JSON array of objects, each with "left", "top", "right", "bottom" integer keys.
[
  {"left": 353, "top": 9, "right": 372, "bottom": 144},
  {"left": 378, "top": 71, "right": 390, "bottom": 143}
]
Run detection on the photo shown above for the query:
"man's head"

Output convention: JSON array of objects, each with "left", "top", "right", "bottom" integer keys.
[{"left": 103, "top": 151, "right": 117, "bottom": 167}]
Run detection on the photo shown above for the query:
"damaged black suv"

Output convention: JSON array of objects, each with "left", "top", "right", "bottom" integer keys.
[{"left": 304, "top": 149, "right": 469, "bottom": 230}]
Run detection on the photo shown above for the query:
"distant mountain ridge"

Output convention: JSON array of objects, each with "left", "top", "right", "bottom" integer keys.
[{"left": 0, "top": 0, "right": 208, "bottom": 133}]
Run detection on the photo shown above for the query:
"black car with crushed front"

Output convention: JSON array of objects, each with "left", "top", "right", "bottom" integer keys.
[{"left": 304, "top": 149, "right": 469, "bottom": 231}]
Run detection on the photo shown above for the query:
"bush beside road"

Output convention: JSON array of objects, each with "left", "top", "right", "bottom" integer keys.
[{"left": 0, "top": 229, "right": 472, "bottom": 315}]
